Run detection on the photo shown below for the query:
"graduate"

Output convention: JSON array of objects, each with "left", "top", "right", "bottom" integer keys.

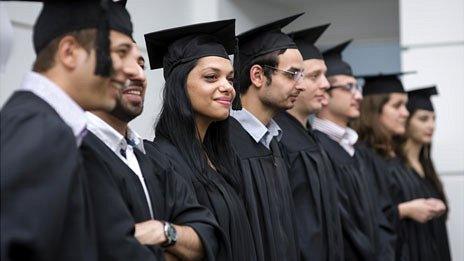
[
  {"left": 80, "top": 42, "right": 220, "bottom": 260},
  {"left": 312, "top": 40, "right": 395, "bottom": 261},
  {"left": 352, "top": 73, "right": 447, "bottom": 261},
  {"left": 273, "top": 24, "right": 344, "bottom": 261},
  {"left": 144, "top": 19, "right": 258, "bottom": 260},
  {"left": 394, "top": 86, "right": 451, "bottom": 261},
  {"left": 229, "top": 14, "right": 305, "bottom": 261},
  {"left": 0, "top": 1, "right": 134, "bottom": 260}
]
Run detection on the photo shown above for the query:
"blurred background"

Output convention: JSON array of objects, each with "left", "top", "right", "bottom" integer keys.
[{"left": 1, "top": 0, "right": 463, "bottom": 259}]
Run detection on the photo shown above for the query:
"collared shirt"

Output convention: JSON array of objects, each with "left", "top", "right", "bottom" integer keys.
[
  {"left": 20, "top": 71, "right": 87, "bottom": 146},
  {"left": 312, "top": 117, "right": 358, "bottom": 156},
  {"left": 230, "top": 108, "right": 282, "bottom": 149},
  {"left": 86, "top": 112, "right": 153, "bottom": 218}
]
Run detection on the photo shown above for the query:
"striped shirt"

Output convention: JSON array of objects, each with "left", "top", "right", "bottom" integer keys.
[{"left": 312, "top": 117, "right": 358, "bottom": 156}]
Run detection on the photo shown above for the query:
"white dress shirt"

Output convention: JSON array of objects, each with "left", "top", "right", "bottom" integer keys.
[
  {"left": 86, "top": 112, "right": 154, "bottom": 218},
  {"left": 20, "top": 72, "right": 87, "bottom": 146},
  {"left": 312, "top": 117, "right": 358, "bottom": 156},
  {"left": 231, "top": 108, "right": 282, "bottom": 149}
]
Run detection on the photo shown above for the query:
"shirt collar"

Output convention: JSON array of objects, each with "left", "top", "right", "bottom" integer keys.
[
  {"left": 230, "top": 108, "right": 282, "bottom": 149},
  {"left": 86, "top": 112, "right": 145, "bottom": 154},
  {"left": 312, "top": 117, "right": 358, "bottom": 145},
  {"left": 20, "top": 72, "right": 87, "bottom": 145}
]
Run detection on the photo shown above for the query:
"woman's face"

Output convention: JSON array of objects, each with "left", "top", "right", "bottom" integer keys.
[
  {"left": 407, "top": 109, "right": 436, "bottom": 144},
  {"left": 186, "top": 56, "right": 235, "bottom": 123},
  {"left": 379, "top": 93, "right": 409, "bottom": 135}
]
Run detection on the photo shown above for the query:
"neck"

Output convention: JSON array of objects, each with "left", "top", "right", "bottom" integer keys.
[
  {"left": 92, "top": 111, "right": 128, "bottom": 136},
  {"left": 42, "top": 70, "right": 83, "bottom": 106},
  {"left": 241, "top": 92, "right": 275, "bottom": 125},
  {"left": 287, "top": 107, "right": 309, "bottom": 129},
  {"left": 404, "top": 138, "right": 423, "bottom": 164},
  {"left": 317, "top": 110, "right": 348, "bottom": 127},
  {"left": 195, "top": 116, "right": 211, "bottom": 142}
]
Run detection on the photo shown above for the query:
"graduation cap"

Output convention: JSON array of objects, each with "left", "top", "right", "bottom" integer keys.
[
  {"left": 237, "top": 13, "right": 304, "bottom": 72},
  {"left": 358, "top": 72, "right": 415, "bottom": 96},
  {"left": 288, "top": 23, "right": 330, "bottom": 60},
  {"left": 144, "top": 19, "right": 235, "bottom": 75},
  {"left": 407, "top": 86, "right": 438, "bottom": 112},
  {"left": 323, "top": 39, "right": 353, "bottom": 77},
  {"left": 144, "top": 19, "right": 241, "bottom": 109},
  {"left": 1, "top": 0, "right": 133, "bottom": 77}
]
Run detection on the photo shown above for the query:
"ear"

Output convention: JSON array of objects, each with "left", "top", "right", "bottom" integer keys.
[
  {"left": 249, "top": 64, "right": 266, "bottom": 89},
  {"left": 56, "top": 35, "right": 81, "bottom": 70}
]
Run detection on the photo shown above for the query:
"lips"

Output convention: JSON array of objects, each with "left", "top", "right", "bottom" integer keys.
[
  {"left": 214, "top": 97, "right": 232, "bottom": 106},
  {"left": 122, "top": 86, "right": 143, "bottom": 104}
]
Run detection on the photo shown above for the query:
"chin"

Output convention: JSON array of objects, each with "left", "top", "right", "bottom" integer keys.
[
  {"left": 394, "top": 127, "right": 406, "bottom": 135},
  {"left": 420, "top": 137, "right": 432, "bottom": 144},
  {"left": 211, "top": 112, "right": 230, "bottom": 121}
]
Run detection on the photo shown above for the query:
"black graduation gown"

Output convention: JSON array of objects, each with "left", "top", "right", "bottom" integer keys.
[
  {"left": 228, "top": 117, "right": 300, "bottom": 261},
  {"left": 80, "top": 131, "right": 221, "bottom": 261},
  {"left": 314, "top": 130, "right": 396, "bottom": 261},
  {"left": 273, "top": 112, "right": 343, "bottom": 261},
  {"left": 145, "top": 137, "right": 258, "bottom": 261},
  {"left": 387, "top": 159, "right": 451, "bottom": 261},
  {"left": 0, "top": 91, "right": 97, "bottom": 261}
]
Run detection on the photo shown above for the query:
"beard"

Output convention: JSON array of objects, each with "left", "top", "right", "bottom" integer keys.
[{"left": 111, "top": 98, "right": 143, "bottom": 123}]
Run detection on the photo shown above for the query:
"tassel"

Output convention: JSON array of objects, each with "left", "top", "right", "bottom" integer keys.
[
  {"left": 232, "top": 37, "right": 242, "bottom": 110},
  {"left": 94, "top": 0, "right": 112, "bottom": 77}
]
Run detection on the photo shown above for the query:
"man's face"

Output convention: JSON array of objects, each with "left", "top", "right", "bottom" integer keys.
[
  {"left": 259, "top": 48, "right": 305, "bottom": 111},
  {"left": 111, "top": 42, "right": 147, "bottom": 123},
  {"left": 325, "top": 75, "right": 362, "bottom": 121},
  {"left": 293, "top": 59, "right": 329, "bottom": 114},
  {"left": 75, "top": 30, "right": 135, "bottom": 112}
]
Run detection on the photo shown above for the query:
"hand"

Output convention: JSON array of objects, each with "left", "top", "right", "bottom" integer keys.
[
  {"left": 134, "top": 220, "right": 167, "bottom": 246},
  {"left": 425, "top": 198, "right": 447, "bottom": 217},
  {"left": 399, "top": 198, "right": 437, "bottom": 223}
]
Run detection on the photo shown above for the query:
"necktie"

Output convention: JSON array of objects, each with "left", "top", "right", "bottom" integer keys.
[{"left": 269, "top": 137, "right": 282, "bottom": 167}]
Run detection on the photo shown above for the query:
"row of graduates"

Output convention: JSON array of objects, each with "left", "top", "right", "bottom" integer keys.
[{"left": 0, "top": 1, "right": 451, "bottom": 260}]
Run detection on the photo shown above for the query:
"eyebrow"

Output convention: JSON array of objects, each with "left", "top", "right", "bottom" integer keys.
[
  {"left": 202, "top": 67, "right": 233, "bottom": 73},
  {"left": 286, "top": 66, "right": 303, "bottom": 72},
  {"left": 114, "top": 43, "right": 133, "bottom": 50}
]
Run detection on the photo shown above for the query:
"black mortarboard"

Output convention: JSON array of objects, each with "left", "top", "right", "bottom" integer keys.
[
  {"left": 358, "top": 72, "right": 415, "bottom": 96},
  {"left": 144, "top": 19, "right": 235, "bottom": 76},
  {"left": 407, "top": 86, "right": 438, "bottom": 112},
  {"left": 323, "top": 39, "right": 353, "bottom": 77},
  {"left": 1, "top": 0, "right": 133, "bottom": 77},
  {"left": 288, "top": 23, "right": 330, "bottom": 60},
  {"left": 144, "top": 19, "right": 241, "bottom": 109},
  {"left": 237, "top": 13, "right": 304, "bottom": 72}
]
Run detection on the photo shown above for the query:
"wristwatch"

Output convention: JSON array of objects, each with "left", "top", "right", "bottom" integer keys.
[{"left": 162, "top": 221, "right": 177, "bottom": 247}]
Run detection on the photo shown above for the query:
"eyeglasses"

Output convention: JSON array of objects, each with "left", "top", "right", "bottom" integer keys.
[
  {"left": 330, "top": 82, "right": 362, "bottom": 94},
  {"left": 263, "top": 65, "right": 304, "bottom": 82}
]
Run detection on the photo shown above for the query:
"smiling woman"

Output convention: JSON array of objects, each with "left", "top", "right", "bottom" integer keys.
[{"left": 143, "top": 19, "right": 259, "bottom": 261}]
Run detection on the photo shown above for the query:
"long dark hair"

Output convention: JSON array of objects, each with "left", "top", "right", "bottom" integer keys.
[
  {"left": 398, "top": 110, "right": 449, "bottom": 215},
  {"left": 155, "top": 59, "right": 240, "bottom": 189},
  {"left": 351, "top": 93, "right": 397, "bottom": 158}
]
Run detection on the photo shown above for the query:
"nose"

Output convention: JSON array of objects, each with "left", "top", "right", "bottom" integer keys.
[
  {"left": 295, "top": 80, "right": 306, "bottom": 91},
  {"left": 124, "top": 57, "right": 144, "bottom": 81},
  {"left": 401, "top": 105, "right": 410, "bottom": 118},
  {"left": 320, "top": 75, "right": 330, "bottom": 91},
  {"left": 219, "top": 77, "right": 235, "bottom": 93},
  {"left": 353, "top": 89, "right": 363, "bottom": 101}
]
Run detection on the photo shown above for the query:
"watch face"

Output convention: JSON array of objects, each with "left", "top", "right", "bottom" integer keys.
[{"left": 166, "top": 223, "right": 177, "bottom": 242}]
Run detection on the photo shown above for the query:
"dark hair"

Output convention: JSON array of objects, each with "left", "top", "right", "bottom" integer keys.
[
  {"left": 238, "top": 49, "right": 286, "bottom": 94},
  {"left": 397, "top": 110, "right": 449, "bottom": 217},
  {"left": 33, "top": 29, "right": 97, "bottom": 73},
  {"left": 155, "top": 59, "right": 240, "bottom": 189},
  {"left": 351, "top": 93, "right": 397, "bottom": 158}
]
